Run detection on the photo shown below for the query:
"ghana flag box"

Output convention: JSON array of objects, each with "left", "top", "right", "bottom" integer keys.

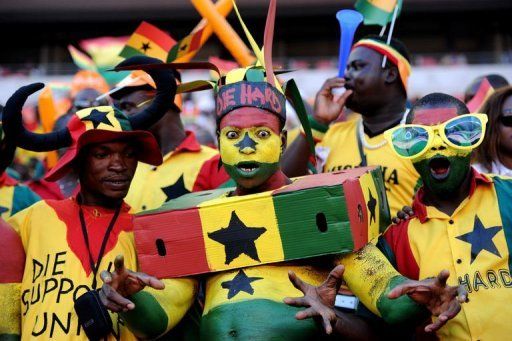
[{"left": 134, "top": 166, "right": 390, "bottom": 278}]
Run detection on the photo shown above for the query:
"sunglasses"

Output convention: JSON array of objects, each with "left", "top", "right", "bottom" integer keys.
[
  {"left": 74, "top": 99, "right": 110, "bottom": 110},
  {"left": 500, "top": 115, "right": 512, "bottom": 127},
  {"left": 118, "top": 98, "right": 153, "bottom": 112},
  {"left": 384, "top": 113, "right": 488, "bottom": 159}
]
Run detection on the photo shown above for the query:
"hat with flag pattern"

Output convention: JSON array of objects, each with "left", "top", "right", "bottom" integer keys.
[
  {"left": 44, "top": 105, "right": 162, "bottom": 181},
  {"left": 2, "top": 56, "right": 177, "bottom": 181}
]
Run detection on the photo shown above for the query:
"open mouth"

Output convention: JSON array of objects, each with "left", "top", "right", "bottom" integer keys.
[
  {"left": 236, "top": 161, "right": 260, "bottom": 176},
  {"left": 428, "top": 157, "right": 451, "bottom": 180}
]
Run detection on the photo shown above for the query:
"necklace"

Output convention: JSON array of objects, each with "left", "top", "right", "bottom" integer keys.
[{"left": 357, "top": 109, "right": 409, "bottom": 150}]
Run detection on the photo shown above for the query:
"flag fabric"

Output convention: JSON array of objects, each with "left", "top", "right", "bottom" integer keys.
[
  {"left": 120, "top": 21, "right": 176, "bottom": 61},
  {"left": 79, "top": 36, "right": 129, "bottom": 85},
  {"left": 355, "top": 0, "right": 403, "bottom": 26},
  {"left": 167, "top": 26, "right": 205, "bottom": 62},
  {"left": 134, "top": 166, "right": 390, "bottom": 278},
  {"left": 467, "top": 77, "right": 494, "bottom": 112},
  {"left": 68, "top": 45, "right": 96, "bottom": 71}
]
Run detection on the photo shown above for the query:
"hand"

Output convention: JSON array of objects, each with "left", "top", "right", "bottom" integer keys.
[
  {"left": 99, "top": 255, "right": 165, "bottom": 313},
  {"left": 388, "top": 270, "right": 468, "bottom": 333},
  {"left": 313, "top": 77, "right": 353, "bottom": 125},
  {"left": 391, "top": 206, "right": 414, "bottom": 224},
  {"left": 284, "top": 265, "right": 345, "bottom": 334}
]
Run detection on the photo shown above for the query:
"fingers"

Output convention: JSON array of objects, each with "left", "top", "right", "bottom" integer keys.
[
  {"left": 456, "top": 286, "right": 469, "bottom": 303},
  {"left": 391, "top": 217, "right": 400, "bottom": 224},
  {"left": 320, "top": 77, "right": 346, "bottom": 93},
  {"left": 283, "top": 296, "right": 309, "bottom": 307},
  {"left": 436, "top": 270, "right": 450, "bottom": 287},
  {"left": 387, "top": 282, "right": 415, "bottom": 299},
  {"left": 296, "top": 307, "right": 336, "bottom": 335},
  {"left": 336, "top": 89, "right": 352, "bottom": 105},
  {"left": 396, "top": 210, "right": 409, "bottom": 221},
  {"left": 403, "top": 206, "right": 414, "bottom": 216},
  {"left": 324, "top": 265, "right": 345, "bottom": 292},
  {"left": 100, "top": 270, "right": 113, "bottom": 285},
  {"left": 288, "top": 270, "right": 308, "bottom": 294},
  {"left": 99, "top": 283, "right": 135, "bottom": 313},
  {"left": 132, "top": 272, "right": 165, "bottom": 290},
  {"left": 114, "top": 254, "right": 126, "bottom": 275}
]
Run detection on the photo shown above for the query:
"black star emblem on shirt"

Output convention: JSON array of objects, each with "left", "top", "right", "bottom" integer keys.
[
  {"left": 456, "top": 215, "right": 502, "bottom": 264},
  {"left": 180, "top": 43, "right": 188, "bottom": 51},
  {"left": 208, "top": 211, "right": 267, "bottom": 265},
  {"left": 161, "top": 175, "right": 190, "bottom": 202},
  {"left": 234, "top": 133, "right": 258, "bottom": 152},
  {"left": 367, "top": 189, "right": 377, "bottom": 224},
  {"left": 140, "top": 42, "right": 151, "bottom": 52},
  {"left": 82, "top": 109, "right": 114, "bottom": 129},
  {"left": 0, "top": 206, "right": 8, "bottom": 216},
  {"left": 221, "top": 269, "right": 263, "bottom": 299}
]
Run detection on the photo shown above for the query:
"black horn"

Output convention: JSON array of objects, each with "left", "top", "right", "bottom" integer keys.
[
  {"left": 2, "top": 83, "right": 72, "bottom": 152},
  {"left": 114, "top": 56, "right": 177, "bottom": 130}
]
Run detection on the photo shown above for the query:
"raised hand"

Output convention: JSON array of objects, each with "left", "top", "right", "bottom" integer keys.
[
  {"left": 313, "top": 77, "right": 353, "bottom": 125},
  {"left": 388, "top": 269, "right": 468, "bottom": 333},
  {"left": 99, "top": 254, "right": 164, "bottom": 313},
  {"left": 283, "top": 265, "right": 345, "bottom": 334}
]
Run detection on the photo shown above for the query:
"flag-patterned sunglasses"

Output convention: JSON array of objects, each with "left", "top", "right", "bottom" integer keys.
[{"left": 384, "top": 113, "right": 488, "bottom": 159}]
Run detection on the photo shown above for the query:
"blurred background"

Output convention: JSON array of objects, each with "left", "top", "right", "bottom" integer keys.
[{"left": 0, "top": 0, "right": 510, "bottom": 100}]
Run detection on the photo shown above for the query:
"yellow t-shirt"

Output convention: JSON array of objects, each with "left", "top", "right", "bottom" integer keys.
[
  {"left": 317, "top": 119, "right": 420, "bottom": 216},
  {"left": 5, "top": 198, "right": 195, "bottom": 340},
  {"left": 125, "top": 131, "right": 226, "bottom": 213},
  {"left": 382, "top": 171, "right": 512, "bottom": 340}
]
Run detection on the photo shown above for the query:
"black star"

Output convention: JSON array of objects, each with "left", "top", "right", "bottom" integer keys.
[
  {"left": 456, "top": 216, "right": 502, "bottom": 264},
  {"left": 180, "top": 44, "right": 188, "bottom": 51},
  {"left": 140, "top": 42, "right": 151, "bottom": 52},
  {"left": 221, "top": 269, "right": 263, "bottom": 299},
  {"left": 367, "top": 189, "right": 377, "bottom": 224},
  {"left": 234, "top": 133, "right": 258, "bottom": 152},
  {"left": 161, "top": 175, "right": 190, "bottom": 202},
  {"left": 0, "top": 206, "right": 8, "bottom": 216},
  {"left": 82, "top": 109, "right": 114, "bottom": 129},
  {"left": 208, "top": 211, "right": 267, "bottom": 265}
]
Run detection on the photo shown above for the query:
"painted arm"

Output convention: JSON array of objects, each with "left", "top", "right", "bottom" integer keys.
[
  {"left": 340, "top": 243, "right": 466, "bottom": 330},
  {"left": 281, "top": 77, "right": 352, "bottom": 177},
  {"left": 99, "top": 255, "right": 197, "bottom": 339},
  {"left": 284, "top": 265, "right": 377, "bottom": 339},
  {"left": 0, "top": 217, "right": 25, "bottom": 339}
]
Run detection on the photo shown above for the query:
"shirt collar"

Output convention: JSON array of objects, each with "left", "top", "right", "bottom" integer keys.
[
  {"left": 412, "top": 167, "right": 492, "bottom": 223},
  {"left": 72, "top": 193, "right": 131, "bottom": 215},
  {"left": 174, "top": 131, "right": 202, "bottom": 154}
]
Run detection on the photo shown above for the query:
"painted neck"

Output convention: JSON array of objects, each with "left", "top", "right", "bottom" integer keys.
[
  {"left": 152, "top": 110, "right": 186, "bottom": 156},
  {"left": 234, "top": 170, "right": 291, "bottom": 196},
  {"left": 362, "top": 97, "right": 407, "bottom": 136},
  {"left": 422, "top": 171, "right": 472, "bottom": 216}
]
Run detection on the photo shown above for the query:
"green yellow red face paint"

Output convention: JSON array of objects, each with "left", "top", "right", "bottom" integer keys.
[
  {"left": 409, "top": 106, "right": 472, "bottom": 197},
  {"left": 219, "top": 108, "right": 284, "bottom": 190}
]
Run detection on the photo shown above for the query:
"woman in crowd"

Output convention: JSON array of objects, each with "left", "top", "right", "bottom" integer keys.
[{"left": 473, "top": 86, "right": 512, "bottom": 176}]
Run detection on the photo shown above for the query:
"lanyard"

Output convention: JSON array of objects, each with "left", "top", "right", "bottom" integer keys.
[{"left": 78, "top": 201, "right": 121, "bottom": 290}]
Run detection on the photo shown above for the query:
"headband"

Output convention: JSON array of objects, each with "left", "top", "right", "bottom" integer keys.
[{"left": 352, "top": 39, "right": 411, "bottom": 90}]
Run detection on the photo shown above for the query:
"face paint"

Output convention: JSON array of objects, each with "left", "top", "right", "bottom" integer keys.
[
  {"left": 219, "top": 110, "right": 284, "bottom": 190},
  {"left": 412, "top": 132, "right": 472, "bottom": 197},
  {"left": 412, "top": 107, "right": 458, "bottom": 125}
]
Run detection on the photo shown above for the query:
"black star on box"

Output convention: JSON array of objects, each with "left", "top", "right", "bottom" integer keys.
[
  {"left": 456, "top": 215, "right": 502, "bottom": 264},
  {"left": 234, "top": 133, "right": 258, "bottom": 151},
  {"left": 161, "top": 174, "right": 190, "bottom": 202},
  {"left": 82, "top": 109, "right": 114, "bottom": 129},
  {"left": 221, "top": 269, "right": 263, "bottom": 299},
  {"left": 367, "top": 189, "right": 377, "bottom": 224},
  {"left": 208, "top": 211, "right": 267, "bottom": 265}
]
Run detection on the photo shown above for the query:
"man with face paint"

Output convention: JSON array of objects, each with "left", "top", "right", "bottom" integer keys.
[
  {"left": 291, "top": 93, "right": 510, "bottom": 339},
  {"left": 111, "top": 71, "right": 231, "bottom": 214},
  {"left": 283, "top": 35, "right": 420, "bottom": 217}
]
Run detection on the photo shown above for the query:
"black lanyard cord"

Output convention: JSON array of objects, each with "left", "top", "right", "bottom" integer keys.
[{"left": 78, "top": 201, "right": 122, "bottom": 290}]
